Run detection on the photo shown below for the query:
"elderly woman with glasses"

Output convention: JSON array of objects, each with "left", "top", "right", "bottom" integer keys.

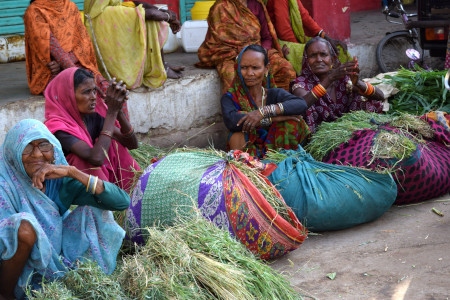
[{"left": 0, "top": 119, "right": 130, "bottom": 299}]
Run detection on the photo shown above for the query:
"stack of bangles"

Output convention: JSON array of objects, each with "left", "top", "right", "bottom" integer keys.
[
  {"left": 258, "top": 103, "right": 284, "bottom": 126},
  {"left": 310, "top": 83, "right": 327, "bottom": 100},
  {"left": 363, "top": 82, "right": 376, "bottom": 97},
  {"left": 86, "top": 175, "right": 98, "bottom": 195}
]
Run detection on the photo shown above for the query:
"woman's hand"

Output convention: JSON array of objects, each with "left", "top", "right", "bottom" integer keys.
[
  {"left": 47, "top": 61, "right": 61, "bottom": 75},
  {"left": 31, "top": 164, "right": 72, "bottom": 190},
  {"left": 324, "top": 59, "right": 359, "bottom": 87},
  {"left": 237, "top": 110, "right": 263, "bottom": 132},
  {"left": 104, "top": 78, "right": 129, "bottom": 114}
]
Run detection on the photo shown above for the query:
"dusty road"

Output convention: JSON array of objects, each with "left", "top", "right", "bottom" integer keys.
[{"left": 272, "top": 194, "right": 450, "bottom": 300}]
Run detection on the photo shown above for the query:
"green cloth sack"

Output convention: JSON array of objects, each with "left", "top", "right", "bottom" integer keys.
[{"left": 267, "top": 146, "right": 397, "bottom": 231}]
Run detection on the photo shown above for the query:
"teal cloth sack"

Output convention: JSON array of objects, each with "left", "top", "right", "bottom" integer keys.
[{"left": 266, "top": 146, "right": 397, "bottom": 231}]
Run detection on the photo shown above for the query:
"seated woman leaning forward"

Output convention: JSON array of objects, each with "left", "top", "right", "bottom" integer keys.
[
  {"left": 291, "top": 37, "right": 385, "bottom": 133},
  {"left": 221, "top": 44, "right": 313, "bottom": 158},
  {"left": 44, "top": 68, "right": 140, "bottom": 193},
  {"left": 0, "top": 119, "right": 130, "bottom": 300}
]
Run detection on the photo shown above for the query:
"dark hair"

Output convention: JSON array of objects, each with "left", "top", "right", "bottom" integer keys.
[
  {"left": 74, "top": 68, "right": 95, "bottom": 90},
  {"left": 304, "top": 37, "right": 337, "bottom": 58},
  {"left": 240, "top": 44, "right": 269, "bottom": 66}
]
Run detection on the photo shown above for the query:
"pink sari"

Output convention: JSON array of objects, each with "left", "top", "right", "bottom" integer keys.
[{"left": 44, "top": 67, "right": 139, "bottom": 193}]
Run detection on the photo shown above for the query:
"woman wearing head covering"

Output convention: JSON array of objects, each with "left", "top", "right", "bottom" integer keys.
[
  {"left": 24, "top": 0, "right": 108, "bottom": 95},
  {"left": 0, "top": 119, "right": 129, "bottom": 299},
  {"left": 291, "top": 37, "right": 385, "bottom": 133},
  {"left": 44, "top": 67, "right": 140, "bottom": 193},
  {"left": 196, "top": 0, "right": 296, "bottom": 93},
  {"left": 265, "top": 0, "right": 351, "bottom": 74},
  {"left": 221, "top": 45, "right": 312, "bottom": 158}
]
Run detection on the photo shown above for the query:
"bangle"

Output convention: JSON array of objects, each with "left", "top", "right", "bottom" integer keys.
[
  {"left": 363, "top": 82, "right": 375, "bottom": 96},
  {"left": 277, "top": 103, "right": 284, "bottom": 115},
  {"left": 100, "top": 130, "right": 113, "bottom": 138},
  {"left": 310, "top": 90, "right": 318, "bottom": 100},
  {"left": 258, "top": 107, "right": 265, "bottom": 117},
  {"left": 318, "top": 30, "right": 326, "bottom": 38},
  {"left": 164, "top": 12, "right": 170, "bottom": 22},
  {"left": 90, "top": 176, "right": 98, "bottom": 194},
  {"left": 86, "top": 175, "right": 97, "bottom": 194}
]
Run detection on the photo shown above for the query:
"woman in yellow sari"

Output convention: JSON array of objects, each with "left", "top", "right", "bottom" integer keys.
[
  {"left": 83, "top": 0, "right": 182, "bottom": 89},
  {"left": 196, "top": 0, "right": 296, "bottom": 93}
]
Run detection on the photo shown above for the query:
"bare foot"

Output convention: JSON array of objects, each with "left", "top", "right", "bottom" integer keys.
[{"left": 166, "top": 66, "right": 183, "bottom": 79}]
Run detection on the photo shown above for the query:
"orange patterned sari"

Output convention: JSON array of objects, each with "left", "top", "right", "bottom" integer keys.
[
  {"left": 196, "top": 0, "right": 296, "bottom": 93},
  {"left": 24, "top": 0, "right": 100, "bottom": 95}
]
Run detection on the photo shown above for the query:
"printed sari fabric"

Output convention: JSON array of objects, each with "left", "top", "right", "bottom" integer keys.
[
  {"left": 226, "top": 76, "right": 310, "bottom": 158},
  {"left": 0, "top": 119, "right": 124, "bottom": 298},
  {"left": 44, "top": 68, "right": 140, "bottom": 193},
  {"left": 292, "top": 56, "right": 383, "bottom": 133},
  {"left": 196, "top": 0, "right": 296, "bottom": 92},
  {"left": 24, "top": 0, "right": 101, "bottom": 95},
  {"left": 83, "top": 0, "right": 168, "bottom": 89}
]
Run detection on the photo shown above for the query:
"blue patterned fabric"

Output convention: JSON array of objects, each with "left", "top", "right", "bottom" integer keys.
[{"left": 0, "top": 119, "right": 124, "bottom": 298}]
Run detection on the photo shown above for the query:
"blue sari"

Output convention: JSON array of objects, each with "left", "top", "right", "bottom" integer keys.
[{"left": 0, "top": 119, "right": 125, "bottom": 298}]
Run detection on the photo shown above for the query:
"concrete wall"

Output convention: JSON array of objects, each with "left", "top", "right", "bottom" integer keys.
[{"left": 0, "top": 70, "right": 228, "bottom": 150}]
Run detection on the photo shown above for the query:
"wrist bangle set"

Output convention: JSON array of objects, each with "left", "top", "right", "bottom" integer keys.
[
  {"left": 363, "top": 82, "right": 376, "bottom": 97},
  {"left": 311, "top": 83, "right": 327, "bottom": 100},
  {"left": 164, "top": 12, "right": 171, "bottom": 22},
  {"left": 258, "top": 103, "right": 284, "bottom": 126},
  {"left": 86, "top": 175, "right": 99, "bottom": 195},
  {"left": 100, "top": 130, "right": 113, "bottom": 138}
]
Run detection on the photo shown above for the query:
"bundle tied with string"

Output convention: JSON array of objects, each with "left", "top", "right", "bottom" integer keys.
[{"left": 126, "top": 148, "right": 307, "bottom": 260}]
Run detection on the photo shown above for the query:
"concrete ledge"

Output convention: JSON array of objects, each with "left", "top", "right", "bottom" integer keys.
[{"left": 0, "top": 69, "right": 228, "bottom": 149}]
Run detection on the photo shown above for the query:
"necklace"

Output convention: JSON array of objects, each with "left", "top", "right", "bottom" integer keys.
[{"left": 261, "top": 86, "right": 266, "bottom": 107}]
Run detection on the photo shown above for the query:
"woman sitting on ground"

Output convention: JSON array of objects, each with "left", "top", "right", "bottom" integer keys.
[
  {"left": 197, "top": 0, "right": 296, "bottom": 93},
  {"left": 44, "top": 68, "right": 140, "bottom": 193},
  {"left": 221, "top": 44, "right": 313, "bottom": 158},
  {"left": 265, "top": 0, "right": 351, "bottom": 74},
  {"left": 24, "top": 0, "right": 109, "bottom": 95},
  {"left": 291, "top": 37, "right": 385, "bottom": 133},
  {"left": 83, "top": 0, "right": 184, "bottom": 89},
  {"left": 0, "top": 119, "right": 130, "bottom": 300}
]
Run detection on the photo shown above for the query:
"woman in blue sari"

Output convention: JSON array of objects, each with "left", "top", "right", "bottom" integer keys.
[{"left": 0, "top": 119, "right": 130, "bottom": 299}]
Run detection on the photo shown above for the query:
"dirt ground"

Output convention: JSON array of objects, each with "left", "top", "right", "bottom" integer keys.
[{"left": 270, "top": 194, "right": 450, "bottom": 300}]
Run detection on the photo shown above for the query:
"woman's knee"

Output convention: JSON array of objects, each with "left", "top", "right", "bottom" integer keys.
[
  {"left": 17, "top": 221, "right": 37, "bottom": 248},
  {"left": 229, "top": 132, "right": 247, "bottom": 150}
]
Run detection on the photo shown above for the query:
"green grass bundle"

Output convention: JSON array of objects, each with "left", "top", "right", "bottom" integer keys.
[
  {"left": 383, "top": 67, "right": 450, "bottom": 115},
  {"left": 27, "top": 215, "right": 302, "bottom": 300},
  {"left": 305, "top": 111, "right": 430, "bottom": 164}
]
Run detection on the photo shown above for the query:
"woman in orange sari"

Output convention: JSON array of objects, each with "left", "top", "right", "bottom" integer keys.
[
  {"left": 197, "top": 0, "right": 296, "bottom": 93},
  {"left": 24, "top": 0, "right": 107, "bottom": 95}
]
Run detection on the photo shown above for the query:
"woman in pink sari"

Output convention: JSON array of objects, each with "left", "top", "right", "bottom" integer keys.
[{"left": 44, "top": 67, "right": 140, "bottom": 193}]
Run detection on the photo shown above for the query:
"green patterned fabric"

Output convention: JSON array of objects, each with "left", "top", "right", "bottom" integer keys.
[{"left": 140, "top": 152, "right": 222, "bottom": 226}]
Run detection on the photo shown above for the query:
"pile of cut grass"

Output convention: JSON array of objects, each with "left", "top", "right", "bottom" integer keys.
[
  {"left": 305, "top": 111, "right": 431, "bottom": 168},
  {"left": 26, "top": 214, "right": 302, "bottom": 300}
]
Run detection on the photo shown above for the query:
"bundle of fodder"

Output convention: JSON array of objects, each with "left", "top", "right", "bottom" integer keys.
[
  {"left": 26, "top": 215, "right": 302, "bottom": 299},
  {"left": 126, "top": 148, "right": 307, "bottom": 260},
  {"left": 382, "top": 67, "right": 450, "bottom": 115},
  {"left": 265, "top": 146, "right": 397, "bottom": 232},
  {"left": 305, "top": 110, "right": 450, "bottom": 204}
]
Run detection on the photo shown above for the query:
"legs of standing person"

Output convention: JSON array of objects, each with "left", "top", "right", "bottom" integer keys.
[{"left": 0, "top": 221, "right": 37, "bottom": 300}]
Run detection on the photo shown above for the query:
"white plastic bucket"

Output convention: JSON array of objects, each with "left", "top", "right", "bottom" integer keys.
[{"left": 176, "top": 20, "right": 208, "bottom": 53}]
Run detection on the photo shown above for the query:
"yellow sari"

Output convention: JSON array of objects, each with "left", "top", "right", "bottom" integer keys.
[{"left": 84, "top": 0, "right": 167, "bottom": 89}]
